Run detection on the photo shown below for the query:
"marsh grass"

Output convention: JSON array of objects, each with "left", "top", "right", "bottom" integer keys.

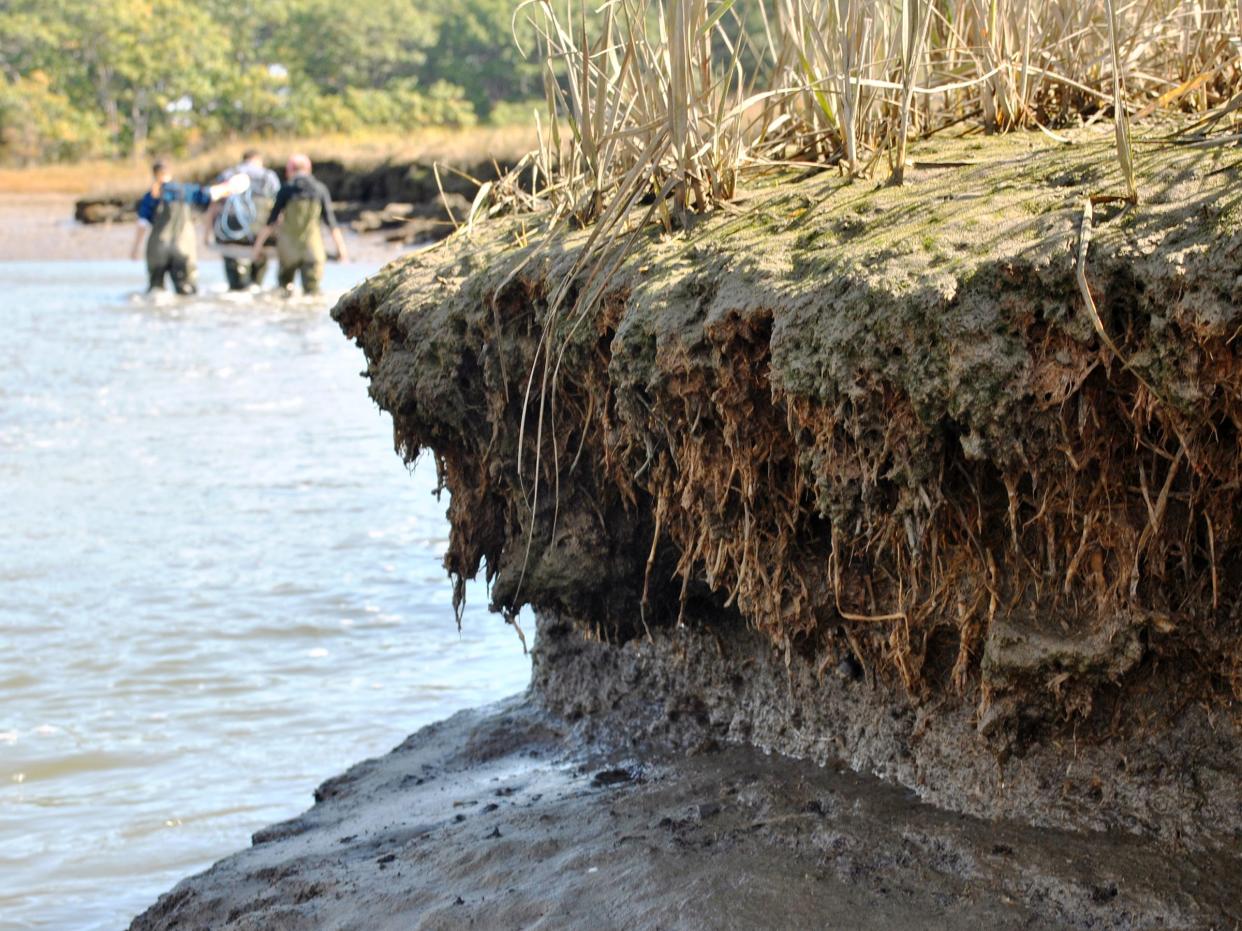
[{"left": 510, "top": 0, "right": 1239, "bottom": 226}]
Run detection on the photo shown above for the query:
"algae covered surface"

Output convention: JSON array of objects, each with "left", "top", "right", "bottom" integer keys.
[{"left": 334, "top": 126, "right": 1242, "bottom": 834}]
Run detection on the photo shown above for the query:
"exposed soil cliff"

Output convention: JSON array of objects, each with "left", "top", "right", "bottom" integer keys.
[{"left": 333, "top": 126, "right": 1242, "bottom": 845}]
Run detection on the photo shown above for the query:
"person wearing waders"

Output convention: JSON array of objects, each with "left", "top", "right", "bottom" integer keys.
[
  {"left": 204, "top": 149, "right": 281, "bottom": 291},
  {"left": 130, "top": 160, "right": 248, "bottom": 294},
  {"left": 251, "top": 154, "right": 349, "bottom": 295}
]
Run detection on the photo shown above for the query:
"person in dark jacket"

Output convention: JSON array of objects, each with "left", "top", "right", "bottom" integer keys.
[
  {"left": 130, "top": 160, "right": 247, "bottom": 294},
  {"left": 204, "top": 149, "right": 281, "bottom": 291},
  {"left": 251, "top": 154, "right": 349, "bottom": 295}
]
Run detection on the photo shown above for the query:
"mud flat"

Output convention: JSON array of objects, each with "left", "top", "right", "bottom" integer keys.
[
  {"left": 133, "top": 127, "right": 1242, "bottom": 927},
  {"left": 129, "top": 637, "right": 1242, "bottom": 930},
  {"left": 0, "top": 194, "right": 400, "bottom": 263}
]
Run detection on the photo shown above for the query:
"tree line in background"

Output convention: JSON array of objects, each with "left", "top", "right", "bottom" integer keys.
[{"left": 0, "top": 0, "right": 540, "bottom": 164}]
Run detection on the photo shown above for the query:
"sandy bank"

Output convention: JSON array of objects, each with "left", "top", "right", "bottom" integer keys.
[{"left": 0, "top": 195, "right": 131, "bottom": 262}]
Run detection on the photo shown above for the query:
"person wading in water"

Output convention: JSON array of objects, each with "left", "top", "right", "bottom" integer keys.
[
  {"left": 130, "top": 160, "right": 248, "bottom": 295},
  {"left": 204, "top": 149, "right": 281, "bottom": 291},
  {"left": 251, "top": 154, "right": 349, "bottom": 296}
]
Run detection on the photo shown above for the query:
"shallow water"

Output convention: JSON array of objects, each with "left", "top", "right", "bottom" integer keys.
[{"left": 0, "top": 261, "right": 532, "bottom": 929}]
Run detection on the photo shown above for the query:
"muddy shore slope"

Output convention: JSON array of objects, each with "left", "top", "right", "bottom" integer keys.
[
  {"left": 332, "top": 127, "right": 1242, "bottom": 846},
  {"left": 128, "top": 677, "right": 1242, "bottom": 931}
]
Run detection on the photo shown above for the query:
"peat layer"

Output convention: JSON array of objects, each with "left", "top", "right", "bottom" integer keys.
[{"left": 334, "top": 125, "right": 1242, "bottom": 845}]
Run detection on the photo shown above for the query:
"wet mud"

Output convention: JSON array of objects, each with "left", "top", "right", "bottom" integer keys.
[
  {"left": 129, "top": 685, "right": 1242, "bottom": 931},
  {"left": 535, "top": 613, "right": 1241, "bottom": 850}
]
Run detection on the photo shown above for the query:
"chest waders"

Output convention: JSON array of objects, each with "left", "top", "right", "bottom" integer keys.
[
  {"left": 147, "top": 198, "right": 198, "bottom": 295},
  {"left": 276, "top": 197, "right": 327, "bottom": 295},
  {"left": 222, "top": 194, "right": 276, "bottom": 291},
  {"left": 250, "top": 195, "right": 275, "bottom": 240}
]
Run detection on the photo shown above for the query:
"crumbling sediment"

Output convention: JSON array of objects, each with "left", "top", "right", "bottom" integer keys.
[
  {"left": 334, "top": 126, "right": 1242, "bottom": 844},
  {"left": 533, "top": 611, "right": 1241, "bottom": 849}
]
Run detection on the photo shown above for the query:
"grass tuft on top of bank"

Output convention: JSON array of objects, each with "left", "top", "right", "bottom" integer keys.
[{"left": 510, "top": 0, "right": 1239, "bottom": 229}]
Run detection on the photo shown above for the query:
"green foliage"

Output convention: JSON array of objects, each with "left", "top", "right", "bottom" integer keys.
[
  {"left": 421, "top": 0, "right": 541, "bottom": 119},
  {"left": 265, "top": 0, "right": 436, "bottom": 93},
  {"left": 283, "top": 80, "right": 478, "bottom": 136},
  {"left": 0, "top": 72, "right": 106, "bottom": 162},
  {"left": 0, "top": 0, "right": 530, "bottom": 163}
]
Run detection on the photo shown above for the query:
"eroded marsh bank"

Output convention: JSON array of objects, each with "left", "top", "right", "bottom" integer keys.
[
  {"left": 131, "top": 127, "right": 1242, "bottom": 928},
  {"left": 333, "top": 127, "right": 1242, "bottom": 844}
]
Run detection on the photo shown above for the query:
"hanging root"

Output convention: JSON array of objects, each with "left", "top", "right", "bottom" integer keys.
[{"left": 335, "top": 137, "right": 1242, "bottom": 734}]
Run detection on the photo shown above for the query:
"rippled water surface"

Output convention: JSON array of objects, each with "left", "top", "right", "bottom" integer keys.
[{"left": 0, "top": 261, "right": 532, "bottom": 929}]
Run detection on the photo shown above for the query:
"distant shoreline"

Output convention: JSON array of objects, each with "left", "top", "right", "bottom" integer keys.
[
  {"left": 0, "top": 194, "right": 404, "bottom": 264},
  {"left": 0, "top": 125, "right": 536, "bottom": 197},
  {"left": 0, "top": 126, "right": 537, "bottom": 261}
]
